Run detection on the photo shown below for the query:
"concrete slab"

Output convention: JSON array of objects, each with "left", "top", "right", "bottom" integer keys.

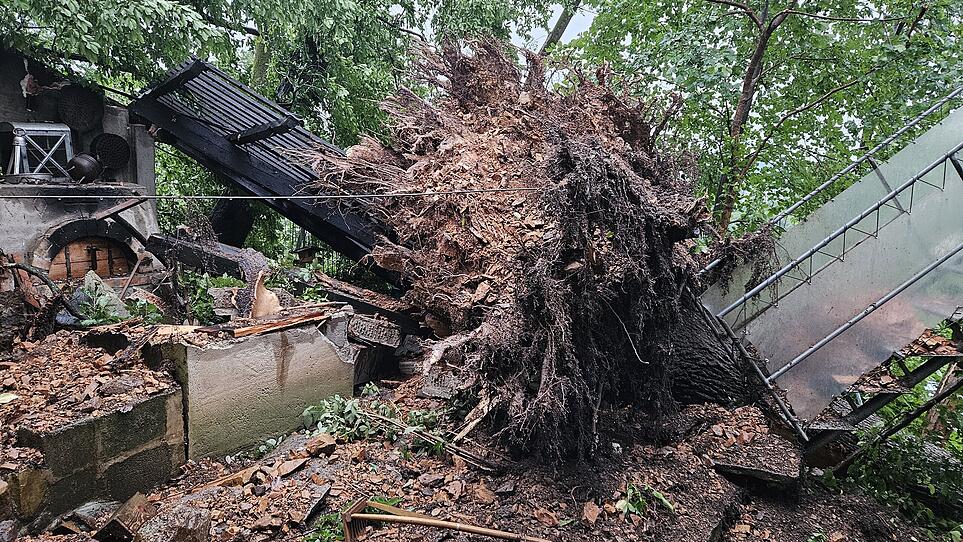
[{"left": 172, "top": 324, "right": 353, "bottom": 459}]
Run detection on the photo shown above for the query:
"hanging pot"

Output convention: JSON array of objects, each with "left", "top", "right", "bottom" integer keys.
[{"left": 66, "top": 153, "right": 103, "bottom": 183}]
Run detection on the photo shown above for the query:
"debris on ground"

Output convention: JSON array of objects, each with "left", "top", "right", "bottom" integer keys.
[
  {"left": 0, "top": 39, "right": 950, "bottom": 542},
  {"left": 0, "top": 329, "right": 176, "bottom": 470},
  {"left": 12, "top": 375, "right": 930, "bottom": 542}
]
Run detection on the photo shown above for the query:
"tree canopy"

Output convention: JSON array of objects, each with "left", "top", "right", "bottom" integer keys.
[
  {"left": 569, "top": 0, "right": 963, "bottom": 233},
  {"left": 1, "top": 0, "right": 554, "bottom": 143}
]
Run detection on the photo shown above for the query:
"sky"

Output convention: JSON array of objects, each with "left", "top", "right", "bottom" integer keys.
[{"left": 512, "top": 4, "right": 597, "bottom": 50}]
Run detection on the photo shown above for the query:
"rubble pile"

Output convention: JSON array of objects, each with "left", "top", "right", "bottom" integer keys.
[
  {"left": 312, "top": 41, "right": 733, "bottom": 461},
  {"left": 15, "top": 378, "right": 929, "bottom": 542},
  {"left": 0, "top": 329, "right": 176, "bottom": 470}
]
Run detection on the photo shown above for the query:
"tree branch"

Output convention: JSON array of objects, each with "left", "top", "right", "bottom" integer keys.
[
  {"left": 781, "top": 9, "right": 905, "bottom": 23},
  {"left": 378, "top": 16, "right": 428, "bottom": 42},
  {"left": 540, "top": 0, "right": 582, "bottom": 54},
  {"left": 3, "top": 262, "right": 84, "bottom": 319},
  {"left": 707, "top": 0, "right": 762, "bottom": 28},
  {"left": 740, "top": 72, "right": 870, "bottom": 176},
  {"left": 200, "top": 13, "right": 260, "bottom": 36},
  {"left": 905, "top": 6, "right": 928, "bottom": 38}
]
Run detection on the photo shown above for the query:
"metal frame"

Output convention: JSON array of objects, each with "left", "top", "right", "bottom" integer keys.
[
  {"left": 768, "top": 238, "right": 963, "bottom": 383},
  {"left": 700, "top": 85, "right": 963, "bottom": 277},
  {"left": 717, "top": 141, "right": 963, "bottom": 326},
  {"left": 693, "top": 290, "right": 810, "bottom": 441},
  {"left": 2, "top": 122, "right": 74, "bottom": 177}
]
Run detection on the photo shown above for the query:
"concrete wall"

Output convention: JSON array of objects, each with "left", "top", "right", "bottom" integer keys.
[
  {"left": 0, "top": 50, "right": 160, "bottom": 282},
  {"left": 2, "top": 389, "right": 184, "bottom": 529},
  {"left": 0, "top": 183, "right": 163, "bottom": 290},
  {"left": 157, "top": 318, "right": 355, "bottom": 459},
  {"left": 0, "top": 50, "right": 155, "bottom": 190}
]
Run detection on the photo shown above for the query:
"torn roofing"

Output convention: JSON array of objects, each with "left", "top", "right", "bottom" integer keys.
[{"left": 129, "top": 58, "right": 389, "bottom": 276}]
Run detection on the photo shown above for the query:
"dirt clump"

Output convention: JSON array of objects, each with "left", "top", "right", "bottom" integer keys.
[{"left": 312, "top": 41, "right": 720, "bottom": 462}]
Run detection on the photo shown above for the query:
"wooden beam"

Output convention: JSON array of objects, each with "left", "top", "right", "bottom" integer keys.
[
  {"left": 145, "top": 234, "right": 244, "bottom": 278},
  {"left": 91, "top": 197, "right": 148, "bottom": 220},
  {"left": 143, "top": 59, "right": 207, "bottom": 99},
  {"left": 231, "top": 310, "right": 331, "bottom": 338},
  {"left": 228, "top": 116, "right": 300, "bottom": 145}
]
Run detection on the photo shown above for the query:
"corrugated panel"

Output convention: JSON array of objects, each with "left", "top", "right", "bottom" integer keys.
[{"left": 147, "top": 59, "right": 333, "bottom": 187}]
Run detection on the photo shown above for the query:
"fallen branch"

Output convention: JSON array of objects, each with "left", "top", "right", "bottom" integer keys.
[
  {"left": 343, "top": 498, "right": 550, "bottom": 542},
  {"left": 2, "top": 261, "right": 84, "bottom": 319},
  {"left": 364, "top": 409, "right": 499, "bottom": 472},
  {"left": 423, "top": 323, "right": 490, "bottom": 375}
]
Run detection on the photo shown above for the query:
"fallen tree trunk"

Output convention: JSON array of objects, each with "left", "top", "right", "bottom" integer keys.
[
  {"left": 670, "top": 293, "right": 752, "bottom": 406},
  {"left": 209, "top": 197, "right": 254, "bottom": 247}
]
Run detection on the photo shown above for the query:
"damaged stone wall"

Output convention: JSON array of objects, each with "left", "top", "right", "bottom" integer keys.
[{"left": 147, "top": 315, "right": 356, "bottom": 459}]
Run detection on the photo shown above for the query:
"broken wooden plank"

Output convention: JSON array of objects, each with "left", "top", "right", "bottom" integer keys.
[
  {"left": 231, "top": 311, "right": 331, "bottom": 338},
  {"left": 91, "top": 197, "right": 149, "bottom": 221},
  {"left": 295, "top": 271, "right": 427, "bottom": 336}
]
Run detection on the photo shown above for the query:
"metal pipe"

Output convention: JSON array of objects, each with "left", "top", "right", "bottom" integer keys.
[
  {"left": 717, "top": 139, "right": 963, "bottom": 319},
  {"left": 698, "top": 85, "right": 963, "bottom": 276},
  {"left": 695, "top": 297, "right": 809, "bottom": 442},
  {"left": 769, "top": 238, "right": 963, "bottom": 382},
  {"left": 770, "top": 85, "right": 963, "bottom": 227}
]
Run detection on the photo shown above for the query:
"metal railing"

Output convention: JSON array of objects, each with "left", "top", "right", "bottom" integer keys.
[
  {"left": 717, "top": 141, "right": 963, "bottom": 327},
  {"left": 700, "top": 85, "right": 963, "bottom": 277},
  {"left": 768, "top": 239, "right": 963, "bottom": 382}
]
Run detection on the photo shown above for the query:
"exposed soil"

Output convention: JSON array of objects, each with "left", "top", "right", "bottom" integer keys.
[
  {"left": 722, "top": 487, "right": 925, "bottom": 542},
  {"left": 20, "top": 376, "right": 930, "bottom": 542}
]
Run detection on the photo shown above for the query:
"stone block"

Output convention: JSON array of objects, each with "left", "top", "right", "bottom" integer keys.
[
  {"left": 97, "top": 390, "right": 176, "bottom": 458},
  {"left": 135, "top": 504, "right": 210, "bottom": 542},
  {"left": 0, "top": 519, "right": 19, "bottom": 542},
  {"left": 348, "top": 314, "right": 402, "bottom": 348},
  {"left": 101, "top": 444, "right": 176, "bottom": 501},
  {"left": 16, "top": 419, "right": 96, "bottom": 477},
  {"left": 4, "top": 468, "right": 48, "bottom": 519},
  {"left": 320, "top": 309, "right": 353, "bottom": 361},
  {"left": 42, "top": 468, "right": 98, "bottom": 522},
  {"left": 179, "top": 325, "right": 353, "bottom": 459}
]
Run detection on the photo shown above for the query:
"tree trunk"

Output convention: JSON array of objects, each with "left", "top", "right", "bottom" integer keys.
[
  {"left": 251, "top": 37, "right": 270, "bottom": 87},
  {"left": 669, "top": 293, "right": 753, "bottom": 406},
  {"left": 716, "top": 5, "right": 791, "bottom": 233},
  {"left": 540, "top": 1, "right": 581, "bottom": 55},
  {"left": 209, "top": 198, "right": 255, "bottom": 247}
]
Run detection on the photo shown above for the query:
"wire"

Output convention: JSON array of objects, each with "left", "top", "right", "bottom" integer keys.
[{"left": 0, "top": 187, "right": 542, "bottom": 201}]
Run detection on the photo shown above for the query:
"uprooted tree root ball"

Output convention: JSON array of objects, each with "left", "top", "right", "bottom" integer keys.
[{"left": 311, "top": 41, "right": 745, "bottom": 462}]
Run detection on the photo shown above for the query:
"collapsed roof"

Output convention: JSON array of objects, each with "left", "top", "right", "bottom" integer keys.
[{"left": 129, "top": 59, "right": 382, "bottom": 266}]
